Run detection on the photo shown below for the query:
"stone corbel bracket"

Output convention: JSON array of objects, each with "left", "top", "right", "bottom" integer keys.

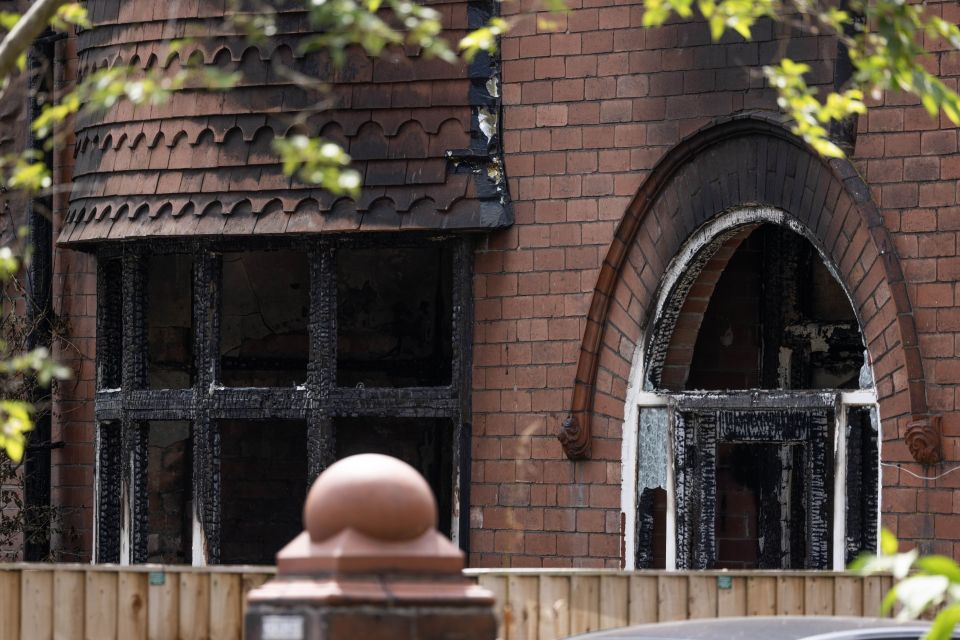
[{"left": 906, "top": 415, "right": 942, "bottom": 465}]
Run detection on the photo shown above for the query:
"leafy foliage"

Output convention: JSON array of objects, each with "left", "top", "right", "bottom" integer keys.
[
  {"left": 852, "top": 529, "right": 960, "bottom": 640},
  {"left": 642, "top": 0, "right": 960, "bottom": 158}
]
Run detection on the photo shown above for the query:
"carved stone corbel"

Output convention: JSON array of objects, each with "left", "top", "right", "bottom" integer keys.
[
  {"left": 559, "top": 414, "right": 591, "bottom": 460},
  {"left": 905, "top": 415, "right": 942, "bottom": 465}
]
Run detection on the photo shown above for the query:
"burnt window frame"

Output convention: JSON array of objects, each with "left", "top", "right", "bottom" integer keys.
[
  {"left": 632, "top": 389, "right": 878, "bottom": 572},
  {"left": 93, "top": 234, "right": 472, "bottom": 565}
]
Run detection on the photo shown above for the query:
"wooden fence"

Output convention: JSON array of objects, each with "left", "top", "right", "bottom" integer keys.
[
  {"left": 464, "top": 570, "right": 895, "bottom": 640},
  {"left": 0, "top": 565, "right": 893, "bottom": 640},
  {"left": 0, "top": 564, "right": 274, "bottom": 640}
]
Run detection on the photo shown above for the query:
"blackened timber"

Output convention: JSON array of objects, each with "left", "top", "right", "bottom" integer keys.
[
  {"left": 805, "top": 410, "right": 833, "bottom": 568},
  {"left": 121, "top": 253, "right": 147, "bottom": 392},
  {"left": 194, "top": 415, "right": 220, "bottom": 564},
  {"left": 635, "top": 487, "right": 658, "bottom": 569},
  {"left": 193, "top": 251, "right": 220, "bottom": 394},
  {"left": 315, "top": 246, "right": 337, "bottom": 394},
  {"left": 306, "top": 416, "right": 335, "bottom": 482},
  {"left": 205, "top": 388, "right": 311, "bottom": 419},
  {"left": 674, "top": 390, "right": 837, "bottom": 410},
  {"left": 127, "top": 421, "right": 149, "bottom": 564},
  {"left": 95, "top": 423, "right": 122, "bottom": 563}
]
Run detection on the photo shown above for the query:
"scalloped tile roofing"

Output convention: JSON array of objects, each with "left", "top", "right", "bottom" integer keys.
[{"left": 60, "top": 0, "right": 509, "bottom": 244}]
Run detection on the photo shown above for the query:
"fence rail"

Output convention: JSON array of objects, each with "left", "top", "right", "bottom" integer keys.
[{"left": 0, "top": 565, "right": 893, "bottom": 640}]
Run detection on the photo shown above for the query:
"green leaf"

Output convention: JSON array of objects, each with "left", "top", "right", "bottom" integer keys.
[
  {"left": 881, "top": 528, "right": 899, "bottom": 556},
  {"left": 916, "top": 556, "right": 960, "bottom": 583},
  {"left": 925, "top": 603, "right": 960, "bottom": 640}
]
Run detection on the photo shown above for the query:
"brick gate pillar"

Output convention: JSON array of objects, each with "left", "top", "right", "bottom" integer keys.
[{"left": 245, "top": 453, "right": 496, "bottom": 640}]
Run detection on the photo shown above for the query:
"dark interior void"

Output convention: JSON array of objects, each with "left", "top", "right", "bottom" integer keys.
[
  {"left": 683, "top": 224, "right": 865, "bottom": 391},
  {"left": 337, "top": 246, "right": 453, "bottom": 388},
  {"left": 334, "top": 417, "right": 453, "bottom": 536},
  {"left": 714, "top": 442, "right": 807, "bottom": 570},
  {"left": 146, "top": 421, "right": 192, "bottom": 564},
  {"left": 147, "top": 254, "right": 194, "bottom": 389},
  {"left": 220, "top": 420, "right": 307, "bottom": 564},
  {"left": 220, "top": 251, "right": 309, "bottom": 387}
]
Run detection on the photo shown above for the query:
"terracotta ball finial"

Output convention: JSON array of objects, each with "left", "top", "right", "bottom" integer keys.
[{"left": 304, "top": 453, "right": 438, "bottom": 543}]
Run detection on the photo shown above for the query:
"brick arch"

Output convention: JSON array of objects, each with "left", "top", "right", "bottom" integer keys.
[{"left": 559, "top": 112, "right": 936, "bottom": 464}]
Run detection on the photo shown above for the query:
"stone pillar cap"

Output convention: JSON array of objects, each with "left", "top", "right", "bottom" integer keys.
[{"left": 276, "top": 453, "right": 465, "bottom": 575}]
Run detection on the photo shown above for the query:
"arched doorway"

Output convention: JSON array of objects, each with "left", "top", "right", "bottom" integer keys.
[{"left": 626, "top": 208, "right": 879, "bottom": 571}]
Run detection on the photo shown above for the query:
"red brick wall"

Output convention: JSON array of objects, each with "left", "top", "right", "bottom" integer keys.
[
  {"left": 470, "top": 0, "right": 960, "bottom": 567},
  {"left": 51, "top": 31, "right": 95, "bottom": 561},
  {"left": 855, "top": 0, "right": 960, "bottom": 558}
]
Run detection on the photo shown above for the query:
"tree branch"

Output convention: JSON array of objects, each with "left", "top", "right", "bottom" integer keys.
[{"left": 0, "top": 0, "right": 71, "bottom": 85}]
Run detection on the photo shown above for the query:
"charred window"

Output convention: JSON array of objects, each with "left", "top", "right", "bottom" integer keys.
[
  {"left": 93, "top": 237, "right": 470, "bottom": 565},
  {"left": 638, "top": 221, "right": 878, "bottom": 571}
]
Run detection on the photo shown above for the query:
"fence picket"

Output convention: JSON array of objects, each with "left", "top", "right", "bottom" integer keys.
[
  {"left": 833, "top": 576, "right": 862, "bottom": 616},
  {"left": 687, "top": 575, "right": 717, "bottom": 619},
  {"left": 116, "top": 572, "right": 147, "bottom": 639},
  {"left": 21, "top": 570, "right": 53, "bottom": 640},
  {"left": 0, "top": 571, "right": 20, "bottom": 640},
  {"left": 746, "top": 576, "right": 776, "bottom": 616},
  {"left": 147, "top": 571, "right": 179, "bottom": 640},
  {"left": 717, "top": 577, "right": 746, "bottom": 617},
  {"left": 657, "top": 575, "right": 688, "bottom": 622},
  {"left": 210, "top": 573, "right": 242, "bottom": 640},
  {"left": 627, "top": 575, "right": 658, "bottom": 624},
  {"left": 569, "top": 575, "right": 600, "bottom": 634},
  {"left": 862, "top": 576, "right": 884, "bottom": 617},
  {"left": 477, "top": 574, "right": 508, "bottom": 640},
  {"left": 53, "top": 571, "right": 84, "bottom": 640},
  {"left": 599, "top": 575, "right": 629, "bottom": 630},
  {"left": 804, "top": 576, "right": 835, "bottom": 616},
  {"left": 178, "top": 573, "right": 210, "bottom": 640},
  {"left": 537, "top": 575, "right": 569, "bottom": 640},
  {"left": 507, "top": 575, "right": 539, "bottom": 640},
  {"left": 776, "top": 576, "right": 804, "bottom": 615},
  {"left": 84, "top": 571, "right": 118, "bottom": 640}
]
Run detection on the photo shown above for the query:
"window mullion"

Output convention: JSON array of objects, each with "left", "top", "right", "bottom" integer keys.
[
  {"left": 121, "top": 251, "right": 147, "bottom": 392},
  {"left": 194, "top": 250, "right": 221, "bottom": 392},
  {"left": 307, "top": 415, "right": 335, "bottom": 483},
  {"left": 310, "top": 242, "right": 336, "bottom": 394},
  {"left": 192, "top": 250, "right": 220, "bottom": 565}
]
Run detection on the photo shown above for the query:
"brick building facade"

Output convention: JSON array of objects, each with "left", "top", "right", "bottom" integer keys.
[{"left": 4, "top": 0, "right": 958, "bottom": 567}]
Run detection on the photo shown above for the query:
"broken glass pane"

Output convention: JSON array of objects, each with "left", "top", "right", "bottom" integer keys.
[{"left": 637, "top": 407, "right": 668, "bottom": 491}]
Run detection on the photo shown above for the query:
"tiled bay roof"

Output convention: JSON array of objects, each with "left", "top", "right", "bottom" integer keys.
[{"left": 60, "top": 0, "right": 509, "bottom": 244}]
